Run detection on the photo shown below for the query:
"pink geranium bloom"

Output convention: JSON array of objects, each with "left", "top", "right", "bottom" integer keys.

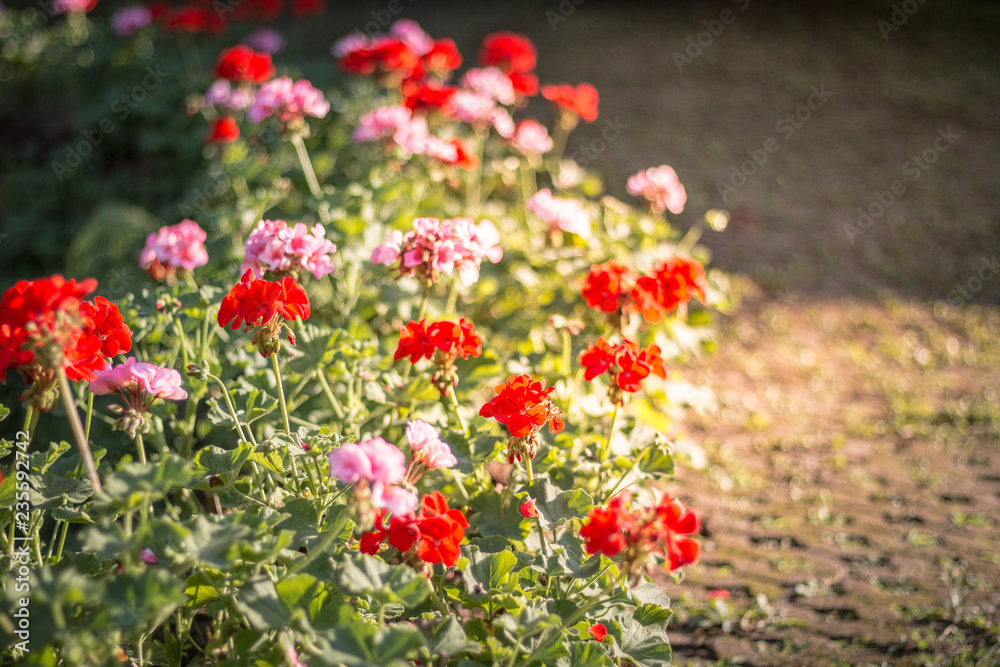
[
  {"left": 389, "top": 19, "right": 434, "bottom": 56},
  {"left": 53, "top": 0, "right": 96, "bottom": 14},
  {"left": 511, "top": 119, "right": 553, "bottom": 157},
  {"left": 242, "top": 220, "right": 336, "bottom": 280},
  {"left": 244, "top": 28, "right": 286, "bottom": 54},
  {"left": 527, "top": 189, "right": 591, "bottom": 239},
  {"left": 626, "top": 165, "right": 687, "bottom": 215},
  {"left": 205, "top": 79, "right": 254, "bottom": 111},
  {"left": 248, "top": 77, "right": 330, "bottom": 126},
  {"left": 90, "top": 357, "right": 188, "bottom": 401},
  {"left": 328, "top": 443, "right": 374, "bottom": 484},
  {"left": 353, "top": 106, "right": 430, "bottom": 156},
  {"left": 406, "top": 420, "right": 457, "bottom": 469},
  {"left": 450, "top": 91, "right": 497, "bottom": 125},
  {"left": 373, "top": 218, "right": 502, "bottom": 287},
  {"left": 359, "top": 437, "right": 408, "bottom": 484},
  {"left": 373, "top": 484, "right": 418, "bottom": 515},
  {"left": 461, "top": 67, "right": 517, "bottom": 106},
  {"left": 111, "top": 6, "right": 152, "bottom": 36},
  {"left": 140, "top": 220, "right": 209, "bottom": 280},
  {"left": 139, "top": 548, "right": 158, "bottom": 564}
]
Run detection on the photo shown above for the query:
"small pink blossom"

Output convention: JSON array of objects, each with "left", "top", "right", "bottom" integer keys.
[
  {"left": 244, "top": 28, "right": 285, "bottom": 54},
  {"left": 527, "top": 189, "right": 591, "bottom": 239},
  {"left": 111, "top": 6, "right": 152, "bottom": 36},
  {"left": 511, "top": 119, "right": 553, "bottom": 157},
  {"left": 332, "top": 31, "right": 368, "bottom": 57},
  {"left": 285, "top": 647, "right": 306, "bottom": 667},
  {"left": 139, "top": 548, "right": 158, "bottom": 564},
  {"left": 389, "top": 19, "right": 434, "bottom": 56},
  {"left": 90, "top": 358, "right": 188, "bottom": 401},
  {"left": 242, "top": 220, "right": 336, "bottom": 280},
  {"left": 626, "top": 164, "right": 687, "bottom": 215},
  {"left": 373, "top": 218, "right": 502, "bottom": 286},
  {"left": 248, "top": 77, "right": 330, "bottom": 126},
  {"left": 140, "top": 219, "right": 209, "bottom": 277},
  {"left": 373, "top": 484, "right": 418, "bottom": 515},
  {"left": 461, "top": 67, "right": 516, "bottom": 106},
  {"left": 353, "top": 105, "right": 429, "bottom": 156},
  {"left": 406, "top": 420, "right": 457, "bottom": 469},
  {"left": 358, "top": 437, "right": 408, "bottom": 484},
  {"left": 53, "top": 0, "right": 94, "bottom": 14},
  {"left": 205, "top": 79, "right": 254, "bottom": 111},
  {"left": 328, "top": 443, "right": 373, "bottom": 484},
  {"left": 450, "top": 91, "right": 497, "bottom": 125},
  {"left": 490, "top": 108, "right": 515, "bottom": 139}
]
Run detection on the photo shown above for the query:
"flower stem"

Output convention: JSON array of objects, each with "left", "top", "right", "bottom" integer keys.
[
  {"left": 447, "top": 386, "right": 469, "bottom": 437},
  {"left": 272, "top": 354, "right": 302, "bottom": 493},
  {"left": 444, "top": 277, "right": 460, "bottom": 315},
  {"left": 83, "top": 392, "right": 94, "bottom": 444},
  {"left": 291, "top": 132, "right": 332, "bottom": 224},
  {"left": 604, "top": 441, "right": 652, "bottom": 501},
  {"left": 466, "top": 130, "right": 486, "bottom": 215},
  {"left": 596, "top": 403, "right": 620, "bottom": 501},
  {"left": 525, "top": 455, "right": 535, "bottom": 483},
  {"left": 57, "top": 368, "right": 101, "bottom": 493},
  {"left": 315, "top": 367, "right": 345, "bottom": 421},
  {"left": 135, "top": 432, "right": 147, "bottom": 465}
]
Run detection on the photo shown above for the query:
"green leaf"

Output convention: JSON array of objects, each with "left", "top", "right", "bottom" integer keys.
[
  {"left": 95, "top": 455, "right": 194, "bottom": 513},
  {"left": 0, "top": 404, "right": 9, "bottom": 423},
  {"left": 0, "top": 472, "right": 17, "bottom": 509},
  {"left": 191, "top": 442, "right": 254, "bottom": 480},
  {"left": 611, "top": 612, "right": 673, "bottom": 667},
  {"left": 526, "top": 477, "right": 593, "bottom": 527},
  {"left": 453, "top": 435, "right": 504, "bottom": 474},
  {"left": 237, "top": 576, "right": 291, "bottom": 630},
  {"left": 468, "top": 491, "right": 528, "bottom": 541},
  {"left": 393, "top": 376, "right": 439, "bottom": 404},
  {"left": 28, "top": 473, "right": 93, "bottom": 510},
  {"left": 335, "top": 553, "right": 431, "bottom": 608},
  {"left": 427, "top": 617, "right": 479, "bottom": 660},
  {"left": 635, "top": 442, "right": 674, "bottom": 476},
  {"left": 550, "top": 532, "right": 602, "bottom": 579},
  {"left": 568, "top": 640, "right": 616, "bottom": 667},
  {"left": 461, "top": 546, "right": 518, "bottom": 597}
]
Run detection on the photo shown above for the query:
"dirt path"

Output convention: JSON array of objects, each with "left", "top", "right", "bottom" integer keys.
[{"left": 663, "top": 287, "right": 1000, "bottom": 665}]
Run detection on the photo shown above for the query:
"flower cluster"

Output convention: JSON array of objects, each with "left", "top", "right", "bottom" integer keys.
[
  {"left": 352, "top": 105, "right": 475, "bottom": 168},
  {"left": 215, "top": 45, "right": 274, "bottom": 85},
  {"left": 140, "top": 220, "right": 210, "bottom": 282},
  {"left": 0, "top": 276, "right": 132, "bottom": 411},
  {"left": 360, "top": 491, "right": 469, "bottom": 569},
  {"left": 580, "top": 337, "right": 666, "bottom": 404},
  {"left": 336, "top": 20, "right": 461, "bottom": 87},
  {"left": 626, "top": 164, "right": 687, "bottom": 215},
  {"left": 248, "top": 77, "right": 330, "bottom": 130},
  {"left": 582, "top": 255, "right": 707, "bottom": 324},
  {"left": 242, "top": 220, "right": 337, "bottom": 280},
  {"left": 372, "top": 217, "right": 502, "bottom": 287},
  {"left": 479, "top": 31, "right": 539, "bottom": 99},
  {"left": 526, "top": 188, "right": 591, "bottom": 240},
  {"left": 217, "top": 270, "right": 311, "bottom": 356},
  {"left": 394, "top": 318, "right": 482, "bottom": 395},
  {"left": 206, "top": 116, "right": 240, "bottom": 144},
  {"left": 510, "top": 119, "right": 553, "bottom": 159},
  {"left": 479, "top": 375, "right": 565, "bottom": 463},
  {"left": 89, "top": 357, "right": 188, "bottom": 438},
  {"left": 542, "top": 83, "right": 600, "bottom": 124},
  {"left": 581, "top": 492, "right": 700, "bottom": 576},
  {"left": 405, "top": 420, "right": 458, "bottom": 471},
  {"left": 328, "top": 437, "right": 418, "bottom": 517}
]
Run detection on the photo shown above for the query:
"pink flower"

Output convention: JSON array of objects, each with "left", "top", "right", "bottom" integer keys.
[
  {"left": 53, "top": 0, "right": 95, "bottom": 14},
  {"left": 89, "top": 357, "right": 188, "bottom": 401},
  {"left": 389, "top": 19, "right": 433, "bottom": 56},
  {"left": 406, "top": 420, "right": 457, "bottom": 469},
  {"left": 111, "top": 6, "right": 152, "bottom": 36},
  {"left": 461, "top": 67, "right": 516, "bottom": 106},
  {"left": 140, "top": 220, "right": 209, "bottom": 279},
  {"left": 490, "top": 108, "right": 515, "bottom": 139},
  {"left": 358, "top": 437, "right": 408, "bottom": 484},
  {"left": 242, "top": 220, "right": 336, "bottom": 280},
  {"left": 285, "top": 647, "right": 306, "bottom": 667},
  {"left": 353, "top": 105, "right": 429, "bottom": 156},
  {"left": 511, "top": 119, "right": 553, "bottom": 157},
  {"left": 244, "top": 28, "right": 285, "bottom": 54},
  {"left": 527, "top": 189, "right": 591, "bottom": 239},
  {"left": 248, "top": 77, "right": 330, "bottom": 126},
  {"left": 373, "top": 484, "right": 418, "bottom": 515},
  {"left": 139, "top": 548, "right": 158, "bottom": 564},
  {"left": 708, "top": 589, "right": 731, "bottom": 600},
  {"left": 332, "top": 31, "right": 368, "bottom": 58},
  {"left": 372, "top": 218, "right": 502, "bottom": 287},
  {"left": 626, "top": 165, "right": 687, "bottom": 215},
  {"left": 450, "top": 91, "right": 497, "bottom": 125},
  {"left": 205, "top": 79, "right": 254, "bottom": 111},
  {"left": 328, "top": 443, "right": 373, "bottom": 484}
]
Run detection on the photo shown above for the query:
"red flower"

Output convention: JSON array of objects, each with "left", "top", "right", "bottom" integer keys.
[
  {"left": 588, "top": 623, "right": 608, "bottom": 642},
  {"left": 542, "top": 83, "right": 599, "bottom": 123},
  {"left": 508, "top": 71, "right": 539, "bottom": 98},
  {"left": 215, "top": 45, "right": 274, "bottom": 85},
  {"left": 218, "top": 269, "right": 310, "bottom": 356},
  {"left": 423, "top": 39, "right": 462, "bottom": 75},
  {"left": 162, "top": 6, "right": 226, "bottom": 34},
  {"left": 629, "top": 255, "right": 707, "bottom": 324},
  {"left": 582, "top": 261, "right": 632, "bottom": 314},
  {"left": 480, "top": 32, "right": 537, "bottom": 73},
  {"left": 581, "top": 338, "right": 665, "bottom": 402},
  {"left": 655, "top": 493, "right": 701, "bottom": 571},
  {"left": 479, "top": 374, "right": 564, "bottom": 439},
  {"left": 394, "top": 318, "right": 481, "bottom": 395},
  {"left": 579, "top": 337, "right": 616, "bottom": 381},
  {"left": 291, "top": 0, "right": 327, "bottom": 16},
  {"left": 519, "top": 498, "right": 540, "bottom": 518},
  {"left": 81, "top": 297, "right": 132, "bottom": 358},
  {"left": 403, "top": 82, "right": 457, "bottom": 113},
  {"left": 341, "top": 38, "right": 422, "bottom": 86},
  {"left": 206, "top": 116, "right": 240, "bottom": 144},
  {"left": 385, "top": 492, "right": 469, "bottom": 567},
  {"left": 359, "top": 510, "right": 388, "bottom": 555},
  {"left": 580, "top": 494, "right": 630, "bottom": 557}
]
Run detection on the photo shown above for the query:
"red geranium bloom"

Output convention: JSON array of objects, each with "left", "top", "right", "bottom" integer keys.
[
  {"left": 163, "top": 6, "right": 226, "bottom": 34},
  {"left": 629, "top": 255, "right": 707, "bottom": 324},
  {"left": 508, "top": 71, "right": 539, "bottom": 98},
  {"left": 218, "top": 269, "right": 310, "bottom": 356},
  {"left": 230, "top": 0, "right": 283, "bottom": 22},
  {"left": 394, "top": 318, "right": 481, "bottom": 395},
  {"left": 479, "top": 374, "right": 564, "bottom": 439},
  {"left": 403, "top": 82, "right": 457, "bottom": 113},
  {"left": 359, "top": 509, "right": 388, "bottom": 555},
  {"left": 290, "top": 0, "right": 327, "bottom": 16},
  {"left": 519, "top": 498, "right": 540, "bottom": 518},
  {"left": 580, "top": 337, "right": 665, "bottom": 401},
  {"left": 588, "top": 623, "right": 608, "bottom": 642},
  {"left": 655, "top": 493, "right": 701, "bottom": 571},
  {"left": 439, "top": 138, "right": 478, "bottom": 170},
  {"left": 581, "top": 261, "right": 632, "bottom": 314},
  {"left": 541, "top": 83, "right": 599, "bottom": 123},
  {"left": 384, "top": 491, "right": 469, "bottom": 568},
  {"left": 480, "top": 31, "right": 537, "bottom": 73},
  {"left": 423, "top": 39, "right": 462, "bottom": 75},
  {"left": 81, "top": 296, "right": 132, "bottom": 358},
  {"left": 206, "top": 116, "right": 240, "bottom": 144},
  {"left": 342, "top": 38, "right": 422, "bottom": 86},
  {"left": 215, "top": 45, "right": 274, "bottom": 84}
]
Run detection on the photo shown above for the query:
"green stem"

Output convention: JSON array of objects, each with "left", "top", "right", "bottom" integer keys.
[
  {"left": 525, "top": 455, "right": 535, "bottom": 483},
  {"left": 466, "top": 130, "right": 486, "bottom": 215},
  {"left": 53, "top": 519, "right": 70, "bottom": 563},
  {"left": 677, "top": 218, "right": 704, "bottom": 254},
  {"left": 315, "top": 367, "right": 346, "bottom": 420},
  {"left": 444, "top": 277, "right": 460, "bottom": 315},
  {"left": 450, "top": 468, "right": 471, "bottom": 502},
  {"left": 447, "top": 386, "right": 469, "bottom": 437},
  {"left": 57, "top": 368, "right": 101, "bottom": 493},
  {"left": 604, "top": 442, "right": 652, "bottom": 501},
  {"left": 209, "top": 374, "right": 249, "bottom": 444},
  {"left": 287, "top": 512, "right": 349, "bottom": 575},
  {"left": 291, "top": 132, "right": 332, "bottom": 224},
  {"left": 83, "top": 392, "right": 94, "bottom": 444},
  {"left": 428, "top": 585, "right": 451, "bottom": 616},
  {"left": 596, "top": 403, "right": 620, "bottom": 501},
  {"left": 135, "top": 432, "right": 147, "bottom": 465},
  {"left": 272, "top": 354, "right": 301, "bottom": 493},
  {"left": 545, "top": 111, "right": 576, "bottom": 174},
  {"left": 536, "top": 517, "right": 549, "bottom": 557}
]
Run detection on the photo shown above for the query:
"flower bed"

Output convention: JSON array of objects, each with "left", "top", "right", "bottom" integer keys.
[{"left": 1, "top": 4, "right": 733, "bottom": 666}]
